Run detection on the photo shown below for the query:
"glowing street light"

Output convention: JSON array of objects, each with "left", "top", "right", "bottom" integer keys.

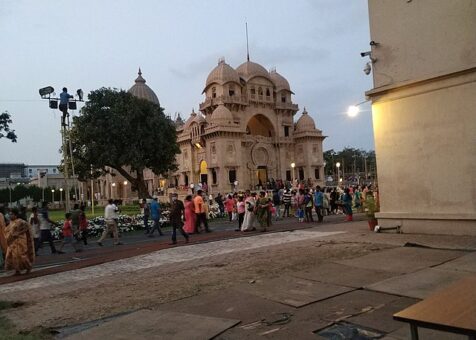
[
  {"left": 346, "top": 100, "right": 369, "bottom": 118},
  {"left": 291, "top": 162, "right": 296, "bottom": 182},
  {"left": 51, "top": 189, "right": 55, "bottom": 202},
  {"left": 347, "top": 105, "right": 360, "bottom": 117},
  {"left": 336, "top": 162, "right": 341, "bottom": 185},
  {"left": 59, "top": 188, "right": 63, "bottom": 204}
]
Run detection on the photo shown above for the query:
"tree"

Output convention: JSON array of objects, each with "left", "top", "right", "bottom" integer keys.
[
  {"left": 0, "top": 111, "right": 17, "bottom": 142},
  {"left": 70, "top": 88, "right": 180, "bottom": 199}
]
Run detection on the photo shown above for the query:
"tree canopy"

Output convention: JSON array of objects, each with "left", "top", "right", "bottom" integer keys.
[
  {"left": 70, "top": 88, "right": 180, "bottom": 199},
  {"left": 0, "top": 111, "right": 17, "bottom": 142}
]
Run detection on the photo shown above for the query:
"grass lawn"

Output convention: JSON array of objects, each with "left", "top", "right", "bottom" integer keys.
[{"left": 0, "top": 301, "right": 52, "bottom": 339}]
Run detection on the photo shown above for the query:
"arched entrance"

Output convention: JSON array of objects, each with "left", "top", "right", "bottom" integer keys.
[
  {"left": 247, "top": 114, "right": 276, "bottom": 188},
  {"left": 200, "top": 160, "right": 208, "bottom": 184},
  {"left": 246, "top": 114, "right": 275, "bottom": 137}
]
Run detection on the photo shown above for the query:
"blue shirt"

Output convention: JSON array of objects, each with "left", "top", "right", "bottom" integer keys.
[
  {"left": 150, "top": 200, "right": 161, "bottom": 219},
  {"left": 60, "top": 91, "right": 72, "bottom": 104},
  {"left": 314, "top": 191, "right": 323, "bottom": 207}
]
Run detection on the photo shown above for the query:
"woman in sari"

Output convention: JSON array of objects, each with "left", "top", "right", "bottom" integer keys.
[
  {"left": 4, "top": 208, "right": 35, "bottom": 275},
  {"left": 255, "top": 191, "right": 269, "bottom": 232},
  {"left": 241, "top": 192, "right": 256, "bottom": 232},
  {"left": 0, "top": 206, "right": 7, "bottom": 265},
  {"left": 183, "top": 195, "right": 196, "bottom": 234}
]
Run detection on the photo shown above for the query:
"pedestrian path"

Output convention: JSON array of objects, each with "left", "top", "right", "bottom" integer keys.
[{"left": 0, "top": 229, "right": 343, "bottom": 294}]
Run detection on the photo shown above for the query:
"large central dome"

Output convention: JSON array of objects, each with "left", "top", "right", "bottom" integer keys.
[
  {"left": 128, "top": 68, "right": 160, "bottom": 105},
  {"left": 205, "top": 58, "right": 241, "bottom": 89},
  {"left": 236, "top": 60, "right": 271, "bottom": 81}
]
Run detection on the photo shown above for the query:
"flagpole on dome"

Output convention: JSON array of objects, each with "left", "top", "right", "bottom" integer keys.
[{"left": 246, "top": 22, "right": 250, "bottom": 62}]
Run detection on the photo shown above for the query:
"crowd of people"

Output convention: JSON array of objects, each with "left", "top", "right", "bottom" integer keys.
[{"left": 0, "top": 184, "right": 378, "bottom": 276}]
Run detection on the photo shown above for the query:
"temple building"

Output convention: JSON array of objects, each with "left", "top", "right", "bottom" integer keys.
[
  {"left": 173, "top": 58, "right": 325, "bottom": 194},
  {"left": 95, "top": 58, "right": 325, "bottom": 202}
]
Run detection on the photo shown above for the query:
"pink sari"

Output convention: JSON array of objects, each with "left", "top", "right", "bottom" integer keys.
[{"left": 183, "top": 200, "right": 196, "bottom": 233}]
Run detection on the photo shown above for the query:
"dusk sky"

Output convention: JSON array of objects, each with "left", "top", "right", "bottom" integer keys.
[{"left": 0, "top": 0, "right": 373, "bottom": 165}]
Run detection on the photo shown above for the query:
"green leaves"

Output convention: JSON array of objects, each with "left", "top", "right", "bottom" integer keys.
[
  {"left": 0, "top": 111, "right": 17, "bottom": 142},
  {"left": 70, "top": 88, "right": 180, "bottom": 198}
]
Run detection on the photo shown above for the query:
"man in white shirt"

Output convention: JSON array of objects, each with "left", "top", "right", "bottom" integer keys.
[{"left": 97, "top": 199, "right": 122, "bottom": 246}]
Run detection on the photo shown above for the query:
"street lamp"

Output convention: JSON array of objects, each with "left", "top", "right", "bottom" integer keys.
[
  {"left": 59, "top": 188, "right": 63, "bottom": 204},
  {"left": 336, "top": 162, "right": 341, "bottom": 186},
  {"left": 291, "top": 162, "right": 296, "bottom": 182},
  {"left": 346, "top": 100, "right": 369, "bottom": 118},
  {"left": 51, "top": 189, "right": 55, "bottom": 202}
]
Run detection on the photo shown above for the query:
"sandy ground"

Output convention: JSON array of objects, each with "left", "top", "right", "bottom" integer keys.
[
  {"left": 2, "top": 220, "right": 475, "bottom": 333},
  {"left": 0, "top": 234, "right": 389, "bottom": 330}
]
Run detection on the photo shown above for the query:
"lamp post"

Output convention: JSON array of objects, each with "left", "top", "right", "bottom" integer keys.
[
  {"left": 90, "top": 165, "right": 95, "bottom": 215},
  {"left": 111, "top": 182, "right": 116, "bottom": 199},
  {"left": 123, "top": 181, "right": 128, "bottom": 201},
  {"left": 291, "top": 162, "right": 296, "bottom": 182},
  {"left": 51, "top": 189, "right": 55, "bottom": 203},
  {"left": 336, "top": 162, "right": 341, "bottom": 186},
  {"left": 59, "top": 188, "right": 63, "bottom": 205}
]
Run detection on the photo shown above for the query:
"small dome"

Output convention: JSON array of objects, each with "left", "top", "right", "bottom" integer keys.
[
  {"left": 183, "top": 109, "right": 197, "bottom": 130},
  {"left": 211, "top": 104, "right": 234, "bottom": 126},
  {"left": 205, "top": 58, "right": 241, "bottom": 88},
  {"left": 295, "top": 108, "right": 316, "bottom": 132},
  {"left": 236, "top": 60, "right": 271, "bottom": 81},
  {"left": 193, "top": 113, "right": 206, "bottom": 124},
  {"left": 128, "top": 68, "right": 160, "bottom": 105},
  {"left": 269, "top": 69, "right": 291, "bottom": 92}
]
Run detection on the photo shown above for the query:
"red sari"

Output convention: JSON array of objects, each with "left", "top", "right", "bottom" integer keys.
[{"left": 183, "top": 200, "right": 196, "bottom": 234}]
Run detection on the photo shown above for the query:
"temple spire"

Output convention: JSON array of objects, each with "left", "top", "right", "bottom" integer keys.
[{"left": 246, "top": 22, "right": 250, "bottom": 61}]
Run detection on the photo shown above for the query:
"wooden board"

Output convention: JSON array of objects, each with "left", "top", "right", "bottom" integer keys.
[{"left": 393, "top": 275, "right": 476, "bottom": 335}]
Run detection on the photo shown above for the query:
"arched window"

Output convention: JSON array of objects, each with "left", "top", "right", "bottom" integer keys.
[
  {"left": 258, "top": 87, "right": 263, "bottom": 95},
  {"left": 212, "top": 87, "right": 216, "bottom": 98},
  {"left": 266, "top": 88, "right": 270, "bottom": 97},
  {"left": 228, "top": 85, "right": 235, "bottom": 97},
  {"left": 250, "top": 87, "right": 256, "bottom": 95}
]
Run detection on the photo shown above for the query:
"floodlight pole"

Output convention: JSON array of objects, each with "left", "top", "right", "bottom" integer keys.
[{"left": 61, "top": 123, "right": 72, "bottom": 212}]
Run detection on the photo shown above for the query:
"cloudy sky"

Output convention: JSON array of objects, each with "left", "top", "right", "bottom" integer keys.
[{"left": 0, "top": 0, "right": 373, "bottom": 165}]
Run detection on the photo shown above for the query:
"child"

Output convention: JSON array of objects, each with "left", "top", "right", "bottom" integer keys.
[
  {"left": 58, "top": 213, "right": 81, "bottom": 253},
  {"left": 364, "top": 190, "right": 378, "bottom": 230},
  {"left": 235, "top": 195, "right": 245, "bottom": 231}
]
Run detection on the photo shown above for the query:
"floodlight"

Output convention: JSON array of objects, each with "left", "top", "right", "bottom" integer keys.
[
  {"left": 39, "top": 86, "right": 54, "bottom": 97},
  {"left": 69, "top": 101, "right": 77, "bottom": 110},
  {"left": 49, "top": 99, "right": 58, "bottom": 109}
]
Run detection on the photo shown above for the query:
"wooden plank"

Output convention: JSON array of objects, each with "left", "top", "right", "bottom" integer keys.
[{"left": 393, "top": 275, "right": 476, "bottom": 335}]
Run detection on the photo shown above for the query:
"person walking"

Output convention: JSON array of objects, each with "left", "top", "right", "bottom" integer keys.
[
  {"left": 183, "top": 195, "right": 196, "bottom": 234},
  {"left": 282, "top": 189, "right": 292, "bottom": 217},
  {"left": 58, "top": 213, "right": 81, "bottom": 253},
  {"left": 342, "top": 188, "right": 354, "bottom": 222},
  {"left": 0, "top": 206, "right": 8, "bottom": 265},
  {"left": 272, "top": 189, "right": 282, "bottom": 221},
  {"left": 224, "top": 195, "right": 235, "bottom": 222},
  {"left": 140, "top": 199, "right": 150, "bottom": 234},
  {"left": 194, "top": 190, "right": 210, "bottom": 233},
  {"left": 79, "top": 205, "right": 89, "bottom": 246},
  {"left": 314, "top": 186, "right": 324, "bottom": 223},
  {"left": 29, "top": 207, "right": 41, "bottom": 254},
  {"left": 169, "top": 193, "right": 189, "bottom": 245},
  {"left": 38, "top": 202, "right": 61, "bottom": 254},
  {"left": 4, "top": 208, "right": 35, "bottom": 276},
  {"left": 241, "top": 192, "right": 256, "bottom": 232},
  {"left": 304, "top": 189, "right": 314, "bottom": 222},
  {"left": 97, "top": 199, "right": 122, "bottom": 246},
  {"left": 255, "top": 191, "right": 269, "bottom": 232},
  {"left": 236, "top": 195, "right": 245, "bottom": 231},
  {"left": 148, "top": 196, "right": 164, "bottom": 237}
]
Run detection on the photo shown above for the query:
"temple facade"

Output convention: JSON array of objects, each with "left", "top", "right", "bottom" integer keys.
[
  {"left": 173, "top": 58, "right": 325, "bottom": 194},
  {"left": 95, "top": 58, "right": 326, "bottom": 202}
]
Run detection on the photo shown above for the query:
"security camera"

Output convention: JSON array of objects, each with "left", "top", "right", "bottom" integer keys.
[
  {"left": 360, "top": 51, "right": 371, "bottom": 57},
  {"left": 363, "top": 62, "right": 371, "bottom": 75}
]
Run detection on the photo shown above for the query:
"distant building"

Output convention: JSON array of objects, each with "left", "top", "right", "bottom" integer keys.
[{"left": 366, "top": 0, "right": 476, "bottom": 235}]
